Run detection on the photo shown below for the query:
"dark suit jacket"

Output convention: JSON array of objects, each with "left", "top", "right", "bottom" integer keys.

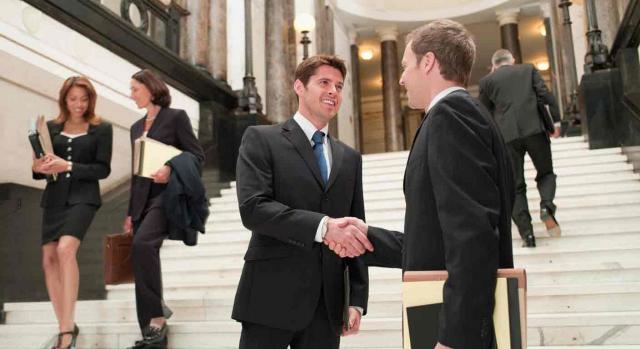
[
  {"left": 34, "top": 120, "right": 112, "bottom": 208},
  {"left": 128, "top": 107, "right": 204, "bottom": 222},
  {"left": 165, "top": 152, "right": 209, "bottom": 246},
  {"left": 232, "top": 118, "right": 369, "bottom": 333},
  {"left": 479, "top": 64, "right": 561, "bottom": 143},
  {"left": 363, "top": 91, "right": 514, "bottom": 348}
]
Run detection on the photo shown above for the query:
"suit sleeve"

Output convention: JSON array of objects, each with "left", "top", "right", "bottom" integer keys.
[
  {"left": 127, "top": 126, "right": 136, "bottom": 217},
  {"left": 236, "top": 126, "right": 325, "bottom": 249},
  {"left": 532, "top": 68, "right": 561, "bottom": 122},
  {"left": 427, "top": 107, "right": 501, "bottom": 347},
  {"left": 72, "top": 123, "right": 113, "bottom": 180},
  {"left": 346, "top": 155, "right": 369, "bottom": 313},
  {"left": 175, "top": 110, "right": 205, "bottom": 165}
]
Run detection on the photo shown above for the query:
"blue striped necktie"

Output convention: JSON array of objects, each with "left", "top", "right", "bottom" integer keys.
[{"left": 311, "top": 131, "right": 328, "bottom": 185}]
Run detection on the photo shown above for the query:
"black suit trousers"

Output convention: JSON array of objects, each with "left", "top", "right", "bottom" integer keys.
[
  {"left": 239, "top": 289, "right": 339, "bottom": 349},
  {"left": 132, "top": 194, "right": 168, "bottom": 331},
  {"left": 506, "top": 132, "right": 557, "bottom": 236}
]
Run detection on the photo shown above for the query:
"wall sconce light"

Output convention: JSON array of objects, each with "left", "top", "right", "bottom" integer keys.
[
  {"left": 360, "top": 49, "right": 374, "bottom": 60},
  {"left": 294, "top": 13, "right": 316, "bottom": 60},
  {"left": 538, "top": 23, "right": 547, "bottom": 37},
  {"left": 536, "top": 60, "right": 550, "bottom": 71}
]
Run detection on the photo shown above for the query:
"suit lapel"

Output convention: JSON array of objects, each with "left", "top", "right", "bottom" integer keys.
[
  {"left": 326, "top": 135, "right": 344, "bottom": 192},
  {"left": 145, "top": 108, "right": 166, "bottom": 139},
  {"left": 403, "top": 110, "right": 430, "bottom": 193},
  {"left": 281, "top": 119, "right": 325, "bottom": 189}
]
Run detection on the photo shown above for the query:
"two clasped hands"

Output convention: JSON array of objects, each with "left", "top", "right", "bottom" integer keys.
[{"left": 322, "top": 217, "right": 372, "bottom": 258}]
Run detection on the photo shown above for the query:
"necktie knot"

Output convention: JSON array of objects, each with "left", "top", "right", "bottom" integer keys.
[{"left": 312, "top": 131, "right": 325, "bottom": 146}]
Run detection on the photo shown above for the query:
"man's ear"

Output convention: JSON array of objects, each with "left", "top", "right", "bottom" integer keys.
[
  {"left": 293, "top": 79, "right": 305, "bottom": 96},
  {"left": 421, "top": 52, "right": 436, "bottom": 75}
]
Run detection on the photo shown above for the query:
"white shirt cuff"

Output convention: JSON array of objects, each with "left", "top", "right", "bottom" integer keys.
[
  {"left": 315, "top": 216, "right": 329, "bottom": 243},
  {"left": 554, "top": 122, "right": 561, "bottom": 127},
  {"left": 351, "top": 306, "right": 363, "bottom": 315}
]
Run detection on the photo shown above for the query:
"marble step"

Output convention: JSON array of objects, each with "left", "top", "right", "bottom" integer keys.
[
  {"left": 153, "top": 257, "right": 640, "bottom": 290},
  {"left": 215, "top": 170, "right": 640, "bottom": 201},
  {"left": 207, "top": 191, "right": 640, "bottom": 222},
  {"left": 155, "top": 233, "right": 640, "bottom": 277},
  {"left": 359, "top": 147, "right": 623, "bottom": 169},
  {"left": 360, "top": 152, "right": 627, "bottom": 172},
  {"left": 106, "top": 268, "right": 640, "bottom": 313},
  {"left": 211, "top": 180, "right": 640, "bottom": 212},
  {"left": 170, "top": 217, "right": 640, "bottom": 253},
  {"left": 2, "top": 313, "right": 639, "bottom": 349},
  {"left": 205, "top": 201, "right": 640, "bottom": 229}
]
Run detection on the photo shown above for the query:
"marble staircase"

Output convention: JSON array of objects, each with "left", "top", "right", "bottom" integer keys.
[{"left": 1, "top": 136, "right": 640, "bottom": 348}]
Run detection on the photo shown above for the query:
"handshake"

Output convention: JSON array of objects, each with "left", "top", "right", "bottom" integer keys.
[{"left": 322, "top": 217, "right": 373, "bottom": 258}]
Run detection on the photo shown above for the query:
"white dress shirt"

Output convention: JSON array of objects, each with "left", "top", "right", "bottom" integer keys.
[
  {"left": 293, "top": 112, "right": 364, "bottom": 316},
  {"left": 292, "top": 112, "right": 332, "bottom": 243}
]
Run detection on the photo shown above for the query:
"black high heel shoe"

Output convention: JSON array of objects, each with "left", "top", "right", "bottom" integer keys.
[{"left": 54, "top": 324, "right": 79, "bottom": 349}]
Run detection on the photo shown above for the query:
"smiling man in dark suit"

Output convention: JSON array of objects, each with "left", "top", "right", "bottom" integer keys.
[
  {"left": 327, "top": 20, "right": 515, "bottom": 349},
  {"left": 232, "top": 55, "right": 372, "bottom": 349}
]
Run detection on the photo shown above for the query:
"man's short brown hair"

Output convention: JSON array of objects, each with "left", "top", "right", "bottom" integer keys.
[
  {"left": 406, "top": 19, "right": 476, "bottom": 86},
  {"left": 294, "top": 55, "right": 347, "bottom": 86}
]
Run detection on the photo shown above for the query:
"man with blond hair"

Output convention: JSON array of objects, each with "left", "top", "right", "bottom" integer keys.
[{"left": 327, "top": 20, "right": 515, "bottom": 348}]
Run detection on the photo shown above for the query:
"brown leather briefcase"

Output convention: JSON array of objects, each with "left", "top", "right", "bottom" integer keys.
[{"left": 104, "top": 233, "right": 134, "bottom": 285}]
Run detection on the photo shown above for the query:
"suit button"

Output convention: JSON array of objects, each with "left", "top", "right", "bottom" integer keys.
[
  {"left": 67, "top": 139, "right": 72, "bottom": 143},
  {"left": 66, "top": 173, "right": 70, "bottom": 178},
  {"left": 67, "top": 147, "right": 72, "bottom": 151},
  {"left": 67, "top": 156, "right": 72, "bottom": 160}
]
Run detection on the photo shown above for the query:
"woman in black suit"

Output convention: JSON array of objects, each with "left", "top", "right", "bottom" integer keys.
[
  {"left": 123, "top": 70, "right": 204, "bottom": 349},
  {"left": 32, "top": 76, "right": 113, "bottom": 349}
]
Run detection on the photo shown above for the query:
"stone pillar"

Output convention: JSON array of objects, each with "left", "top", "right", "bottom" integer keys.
[
  {"left": 181, "top": 0, "right": 210, "bottom": 69},
  {"left": 557, "top": 0, "right": 580, "bottom": 121},
  {"left": 377, "top": 26, "right": 404, "bottom": 152},
  {"left": 265, "top": 0, "right": 296, "bottom": 123},
  {"left": 541, "top": 1, "right": 561, "bottom": 104},
  {"left": 496, "top": 9, "right": 523, "bottom": 64},
  {"left": 617, "top": 0, "right": 631, "bottom": 19},
  {"left": 350, "top": 32, "right": 363, "bottom": 151},
  {"left": 315, "top": 0, "right": 338, "bottom": 137},
  {"left": 208, "top": 0, "right": 227, "bottom": 80}
]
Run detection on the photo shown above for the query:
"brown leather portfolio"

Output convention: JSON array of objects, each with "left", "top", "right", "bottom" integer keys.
[
  {"left": 402, "top": 268, "right": 527, "bottom": 349},
  {"left": 104, "top": 233, "right": 134, "bottom": 285}
]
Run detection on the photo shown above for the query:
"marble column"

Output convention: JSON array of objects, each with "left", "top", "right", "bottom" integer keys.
[
  {"left": 540, "top": 1, "right": 561, "bottom": 106},
  {"left": 314, "top": 0, "right": 338, "bottom": 137},
  {"left": 496, "top": 9, "right": 523, "bottom": 64},
  {"left": 377, "top": 26, "right": 404, "bottom": 152},
  {"left": 181, "top": 0, "right": 210, "bottom": 69},
  {"left": 617, "top": 0, "right": 631, "bottom": 19},
  {"left": 593, "top": 0, "right": 621, "bottom": 49},
  {"left": 314, "top": 0, "right": 335, "bottom": 55},
  {"left": 557, "top": 0, "right": 580, "bottom": 119},
  {"left": 350, "top": 32, "right": 363, "bottom": 151},
  {"left": 208, "top": 0, "right": 227, "bottom": 80},
  {"left": 265, "top": 0, "right": 296, "bottom": 123}
]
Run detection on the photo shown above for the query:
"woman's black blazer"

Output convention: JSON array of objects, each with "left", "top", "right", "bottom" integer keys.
[
  {"left": 127, "top": 107, "right": 204, "bottom": 221},
  {"left": 33, "top": 120, "right": 113, "bottom": 208}
]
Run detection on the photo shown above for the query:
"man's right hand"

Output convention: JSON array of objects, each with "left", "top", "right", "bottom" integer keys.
[
  {"left": 123, "top": 216, "right": 133, "bottom": 235},
  {"left": 323, "top": 217, "right": 372, "bottom": 258}
]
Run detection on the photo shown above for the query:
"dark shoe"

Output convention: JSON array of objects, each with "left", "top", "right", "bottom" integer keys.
[
  {"left": 128, "top": 323, "right": 168, "bottom": 349},
  {"left": 53, "top": 324, "right": 79, "bottom": 349},
  {"left": 540, "top": 207, "right": 561, "bottom": 237},
  {"left": 522, "top": 234, "right": 536, "bottom": 248}
]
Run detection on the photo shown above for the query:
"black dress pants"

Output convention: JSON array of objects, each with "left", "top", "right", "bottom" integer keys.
[
  {"left": 132, "top": 195, "right": 168, "bottom": 332},
  {"left": 239, "top": 290, "right": 340, "bottom": 349},
  {"left": 506, "top": 132, "right": 557, "bottom": 238}
]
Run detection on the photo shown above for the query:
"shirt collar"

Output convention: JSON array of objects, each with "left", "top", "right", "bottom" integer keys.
[
  {"left": 293, "top": 111, "right": 329, "bottom": 143},
  {"left": 425, "top": 86, "right": 466, "bottom": 113}
]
